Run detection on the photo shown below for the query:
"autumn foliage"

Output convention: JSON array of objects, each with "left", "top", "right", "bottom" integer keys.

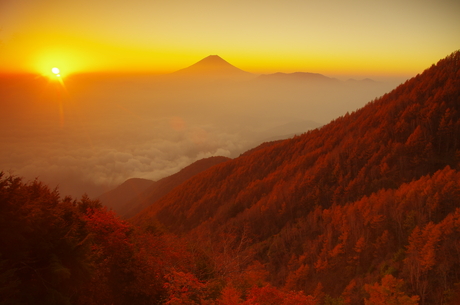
[
  {"left": 1, "top": 50, "right": 460, "bottom": 304},
  {"left": 133, "top": 50, "right": 460, "bottom": 303}
]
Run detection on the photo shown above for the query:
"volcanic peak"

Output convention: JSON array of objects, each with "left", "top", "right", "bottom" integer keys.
[{"left": 172, "top": 55, "right": 253, "bottom": 79}]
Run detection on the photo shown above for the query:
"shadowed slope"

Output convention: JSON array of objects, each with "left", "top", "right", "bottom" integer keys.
[
  {"left": 122, "top": 156, "right": 231, "bottom": 218},
  {"left": 98, "top": 178, "right": 154, "bottom": 214}
]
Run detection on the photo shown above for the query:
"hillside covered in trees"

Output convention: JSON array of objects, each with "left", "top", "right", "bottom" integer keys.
[{"left": 1, "top": 50, "right": 460, "bottom": 304}]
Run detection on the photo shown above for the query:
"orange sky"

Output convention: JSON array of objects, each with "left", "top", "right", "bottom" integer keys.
[{"left": 1, "top": 0, "right": 459, "bottom": 77}]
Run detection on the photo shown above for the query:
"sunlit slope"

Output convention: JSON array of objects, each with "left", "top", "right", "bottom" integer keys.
[
  {"left": 134, "top": 50, "right": 460, "bottom": 236},
  {"left": 131, "top": 50, "right": 460, "bottom": 301}
]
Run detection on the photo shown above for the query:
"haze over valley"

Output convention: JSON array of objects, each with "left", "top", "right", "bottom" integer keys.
[{"left": 0, "top": 56, "right": 400, "bottom": 197}]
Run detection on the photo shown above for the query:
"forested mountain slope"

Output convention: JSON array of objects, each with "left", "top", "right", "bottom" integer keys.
[
  {"left": 133, "top": 51, "right": 460, "bottom": 303},
  {"left": 135, "top": 51, "right": 460, "bottom": 234}
]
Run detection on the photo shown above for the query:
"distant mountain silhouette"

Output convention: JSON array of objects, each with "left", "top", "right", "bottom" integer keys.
[
  {"left": 257, "top": 72, "right": 338, "bottom": 83},
  {"left": 97, "top": 178, "right": 154, "bottom": 214},
  {"left": 346, "top": 77, "right": 376, "bottom": 83},
  {"left": 170, "top": 55, "right": 254, "bottom": 80}
]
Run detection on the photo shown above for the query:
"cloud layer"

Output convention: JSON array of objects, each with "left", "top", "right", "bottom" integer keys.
[{"left": 0, "top": 74, "right": 400, "bottom": 198}]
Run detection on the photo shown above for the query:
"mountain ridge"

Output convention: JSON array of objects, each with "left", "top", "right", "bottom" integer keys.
[
  {"left": 97, "top": 178, "right": 154, "bottom": 213},
  {"left": 257, "top": 71, "right": 339, "bottom": 83},
  {"left": 98, "top": 156, "right": 231, "bottom": 218},
  {"left": 122, "top": 155, "right": 230, "bottom": 218},
  {"left": 131, "top": 50, "right": 460, "bottom": 302}
]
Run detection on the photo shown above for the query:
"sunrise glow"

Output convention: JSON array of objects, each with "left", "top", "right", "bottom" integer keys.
[{"left": 0, "top": 0, "right": 458, "bottom": 77}]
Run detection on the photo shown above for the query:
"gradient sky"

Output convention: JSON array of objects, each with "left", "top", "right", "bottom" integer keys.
[{"left": 1, "top": 0, "right": 459, "bottom": 77}]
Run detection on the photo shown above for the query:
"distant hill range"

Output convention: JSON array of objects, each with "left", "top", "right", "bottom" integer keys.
[
  {"left": 346, "top": 77, "right": 376, "bottom": 83},
  {"left": 169, "top": 55, "right": 378, "bottom": 84},
  {"left": 257, "top": 72, "right": 339, "bottom": 83}
]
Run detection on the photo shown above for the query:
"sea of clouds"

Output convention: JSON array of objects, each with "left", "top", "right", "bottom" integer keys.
[{"left": 0, "top": 74, "right": 400, "bottom": 198}]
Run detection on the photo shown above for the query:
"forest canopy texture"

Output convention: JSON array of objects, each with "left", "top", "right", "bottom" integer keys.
[{"left": 1, "top": 50, "right": 460, "bottom": 304}]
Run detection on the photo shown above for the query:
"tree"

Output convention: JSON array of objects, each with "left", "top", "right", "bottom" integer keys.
[
  {"left": 364, "top": 274, "right": 419, "bottom": 305},
  {"left": 79, "top": 208, "right": 168, "bottom": 305},
  {"left": 0, "top": 174, "right": 91, "bottom": 305},
  {"left": 164, "top": 270, "right": 206, "bottom": 305},
  {"left": 242, "top": 284, "right": 316, "bottom": 305},
  {"left": 218, "top": 285, "right": 242, "bottom": 305}
]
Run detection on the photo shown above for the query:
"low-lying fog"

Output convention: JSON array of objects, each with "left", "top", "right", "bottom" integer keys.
[{"left": 0, "top": 71, "right": 402, "bottom": 198}]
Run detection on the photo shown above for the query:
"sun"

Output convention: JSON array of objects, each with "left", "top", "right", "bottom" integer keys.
[
  {"left": 34, "top": 50, "right": 80, "bottom": 78},
  {"left": 51, "top": 67, "right": 61, "bottom": 77}
]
